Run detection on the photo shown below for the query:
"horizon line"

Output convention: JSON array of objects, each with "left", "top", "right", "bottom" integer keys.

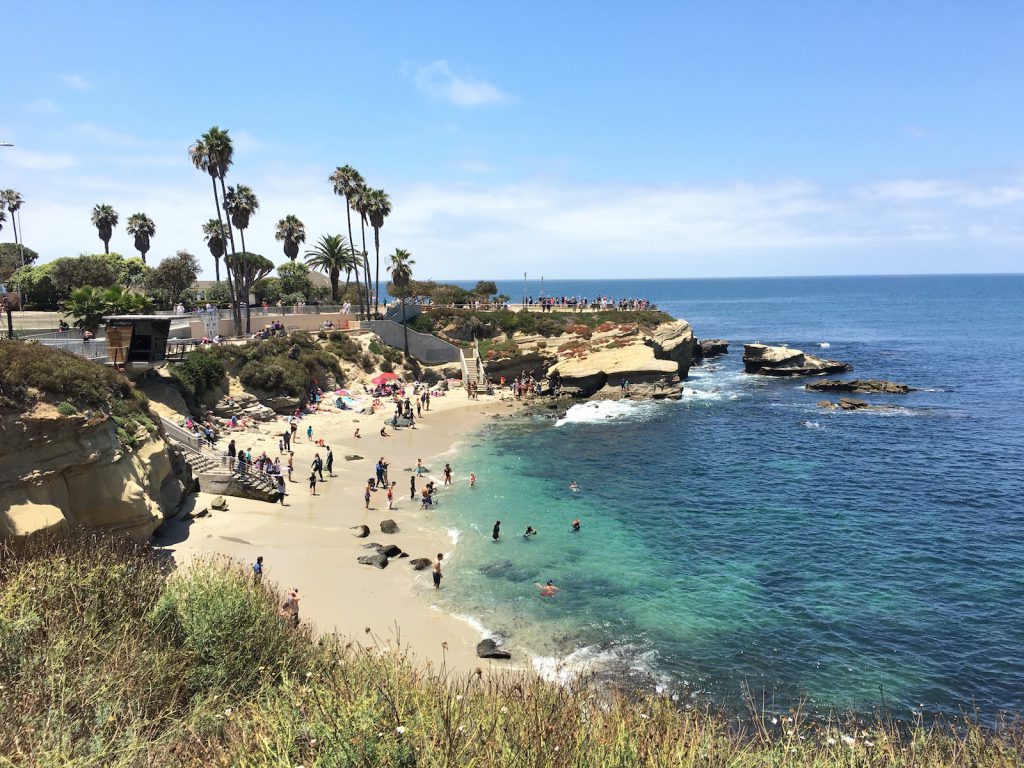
[{"left": 435, "top": 271, "right": 1024, "bottom": 282}]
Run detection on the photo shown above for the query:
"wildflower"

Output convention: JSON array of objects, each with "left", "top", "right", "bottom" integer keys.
[
  {"left": 306, "top": 671, "right": 313, "bottom": 678},
  {"left": 554, "top": 746, "right": 560, "bottom": 752},
  {"left": 500, "top": 706, "right": 508, "bottom": 714},
  {"left": 771, "top": 717, "right": 778, "bottom": 725},
  {"left": 396, "top": 726, "right": 406, "bottom": 735},
  {"left": 456, "top": 694, "right": 463, "bottom": 701},
  {"left": 827, "top": 737, "right": 836, "bottom": 745},
  {"left": 841, "top": 735, "right": 855, "bottom": 747}
]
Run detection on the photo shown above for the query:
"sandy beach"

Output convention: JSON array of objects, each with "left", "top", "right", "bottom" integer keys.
[{"left": 157, "top": 384, "right": 522, "bottom": 675}]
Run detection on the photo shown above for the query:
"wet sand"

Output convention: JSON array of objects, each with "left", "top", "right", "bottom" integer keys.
[{"left": 158, "top": 386, "right": 523, "bottom": 675}]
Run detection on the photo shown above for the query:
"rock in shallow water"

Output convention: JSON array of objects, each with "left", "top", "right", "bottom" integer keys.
[
  {"left": 476, "top": 638, "right": 512, "bottom": 659},
  {"left": 805, "top": 379, "right": 915, "bottom": 394},
  {"left": 743, "top": 343, "right": 852, "bottom": 376},
  {"left": 357, "top": 554, "right": 388, "bottom": 569},
  {"left": 409, "top": 558, "right": 432, "bottom": 570}
]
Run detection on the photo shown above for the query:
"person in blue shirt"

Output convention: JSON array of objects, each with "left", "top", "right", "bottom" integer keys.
[{"left": 252, "top": 556, "right": 264, "bottom": 584}]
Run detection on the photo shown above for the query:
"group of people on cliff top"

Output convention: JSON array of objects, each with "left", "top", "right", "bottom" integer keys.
[{"left": 527, "top": 295, "right": 651, "bottom": 312}]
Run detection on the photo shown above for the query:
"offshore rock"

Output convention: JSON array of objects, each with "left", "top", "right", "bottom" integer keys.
[
  {"left": 805, "top": 379, "right": 915, "bottom": 394},
  {"left": 648, "top": 320, "right": 696, "bottom": 378},
  {"left": 743, "top": 344, "right": 852, "bottom": 376},
  {"left": 695, "top": 338, "right": 729, "bottom": 360}
]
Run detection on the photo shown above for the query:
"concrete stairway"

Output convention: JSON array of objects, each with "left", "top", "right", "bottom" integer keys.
[{"left": 161, "top": 418, "right": 277, "bottom": 501}]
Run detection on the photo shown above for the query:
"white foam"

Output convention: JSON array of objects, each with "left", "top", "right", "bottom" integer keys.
[
  {"left": 532, "top": 644, "right": 620, "bottom": 684},
  {"left": 818, "top": 342, "right": 831, "bottom": 348},
  {"left": 555, "top": 399, "right": 643, "bottom": 427},
  {"left": 447, "top": 528, "right": 461, "bottom": 546}
]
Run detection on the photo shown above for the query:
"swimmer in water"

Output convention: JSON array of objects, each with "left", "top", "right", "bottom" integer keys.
[
  {"left": 569, "top": 481, "right": 579, "bottom": 493},
  {"left": 469, "top": 472, "right": 476, "bottom": 487},
  {"left": 537, "top": 579, "right": 558, "bottom": 597},
  {"left": 571, "top": 518, "right": 581, "bottom": 532},
  {"left": 523, "top": 526, "right": 537, "bottom": 539}
]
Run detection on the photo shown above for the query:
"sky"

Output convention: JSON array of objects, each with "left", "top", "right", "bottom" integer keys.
[{"left": 1, "top": 1, "right": 1022, "bottom": 279}]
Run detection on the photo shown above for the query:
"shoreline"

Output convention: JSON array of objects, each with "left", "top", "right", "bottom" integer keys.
[{"left": 157, "top": 385, "right": 528, "bottom": 677}]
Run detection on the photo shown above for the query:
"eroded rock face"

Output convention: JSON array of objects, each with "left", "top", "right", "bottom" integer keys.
[
  {"left": 694, "top": 339, "right": 729, "bottom": 360},
  {"left": 549, "top": 345, "right": 679, "bottom": 397},
  {"left": 805, "top": 379, "right": 915, "bottom": 394},
  {"left": 743, "top": 344, "right": 852, "bottom": 376},
  {"left": 649, "top": 320, "right": 695, "bottom": 378},
  {"left": 0, "top": 409, "right": 190, "bottom": 542}
]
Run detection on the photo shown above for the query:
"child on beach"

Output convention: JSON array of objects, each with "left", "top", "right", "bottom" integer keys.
[
  {"left": 444, "top": 463, "right": 452, "bottom": 485},
  {"left": 307, "top": 425, "right": 313, "bottom": 442},
  {"left": 365, "top": 481, "right": 373, "bottom": 509},
  {"left": 387, "top": 482, "right": 395, "bottom": 510},
  {"left": 308, "top": 471, "right": 317, "bottom": 495}
]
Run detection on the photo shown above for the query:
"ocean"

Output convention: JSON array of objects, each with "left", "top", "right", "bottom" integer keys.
[{"left": 435, "top": 275, "right": 1024, "bottom": 719}]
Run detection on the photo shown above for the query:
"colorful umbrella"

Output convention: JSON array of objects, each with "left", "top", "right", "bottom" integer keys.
[{"left": 371, "top": 373, "right": 399, "bottom": 385}]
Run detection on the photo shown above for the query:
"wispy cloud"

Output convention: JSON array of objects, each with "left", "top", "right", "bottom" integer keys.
[
  {"left": 407, "top": 60, "right": 511, "bottom": 106},
  {"left": 0, "top": 148, "right": 76, "bottom": 170},
  {"left": 59, "top": 73, "right": 93, "bottom": 91}
]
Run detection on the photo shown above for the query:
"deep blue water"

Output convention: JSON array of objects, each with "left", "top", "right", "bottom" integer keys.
[{"left": 437, "top": 275, "right": 1024, "bottom": 718}]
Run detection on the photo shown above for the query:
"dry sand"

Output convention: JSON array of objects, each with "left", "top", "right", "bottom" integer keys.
[{"left": 158, "top": 386, "right": 523, "bottom": 675}]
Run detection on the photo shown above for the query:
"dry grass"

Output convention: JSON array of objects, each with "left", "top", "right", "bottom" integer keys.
[{"left": 1, "top": 536, "right": 1021, "bottom": 767}]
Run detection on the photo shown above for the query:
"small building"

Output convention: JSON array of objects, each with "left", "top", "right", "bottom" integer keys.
[{"left": 103, "top": 315, "right": 174, "bottom": 367}]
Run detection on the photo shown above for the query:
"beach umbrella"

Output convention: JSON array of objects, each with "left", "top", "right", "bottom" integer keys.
[
  {"left": 335, "top": 388, "right": 350, "bottom": 395},
  {"left": 371, "top": 373, "right": 399, "bottom": 385}
]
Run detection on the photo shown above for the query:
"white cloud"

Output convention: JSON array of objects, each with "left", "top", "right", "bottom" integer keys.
[
  {"left": 59, "top": 74, "right": 93, "bottom": 91},
  {"left": 408, "top": 61, "right": 511, "bottom": 106},
  {"left": 0, "top": 148, "right": 76, "bottom": 170}
]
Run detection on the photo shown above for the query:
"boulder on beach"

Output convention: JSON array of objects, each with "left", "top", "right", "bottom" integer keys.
[
  {"left": 409, "top": 558, "right": 432, "bottom": 570},
  {"left": 351, "top": 524, "right": 370, "bottom": 538},
  {"left": 380, "top": 519, "right": 399, "bottom": 534},
  {"left": 805, "top": 379, "right": 915, "bottom": 394},
  {"left": 344, "top": 454, "right": 363, "bottom": 461},
  {"left": 743, "top": 344, "right": 852, "bottom": 376},
  {"left": 357, "top": 554, "right": 389, "bottom": 569},
  {"left": 476, "top": 638, "right": 512, "bottom": 660}
]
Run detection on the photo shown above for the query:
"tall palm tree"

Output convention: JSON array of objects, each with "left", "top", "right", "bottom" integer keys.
[
  {"left": 190, "top": 127, "right": 238, "bottom": 329},
  {"left": 91, "top": 204, "right": 119, "bottom": 254},
  {"left": 275, "top": 215, "right": 306, "bottom": 261},
  {"left": 1, "top": 190, "right": 23, "bottom": 248},
  {"left": 125, "top": 212, "right": 156, "bottom": 263},
  {"left": 389, "top": 248, "right": 415, "bottom": 354},
  {"left": 349, "top": 182, "right": 374, "bottom": 317},
  {"left": 202, "top": 219, "right": 229, "bottom": 280},
  {"left": 364, "top": 188, "right": 392, "bottom": 317},
  {"left": 305, "top": 234, "right": 355, "bottom": 304},
  {"left": 224, "top": 184, "right": 259, "bottom": 331},
  {"left": 329, "top": 165, "right": 366, "bottom": 314}
]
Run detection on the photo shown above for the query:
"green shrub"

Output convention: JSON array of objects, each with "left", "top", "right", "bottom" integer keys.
[
  {"left": 379, "top": 359, "right": 394, "bottom": 373},
  {"left": 56, "top": 401, "right": 78, "bottom": 416},
  {"left": 368, "top": 339, "right": 385, "bottom": 355},
  {"left": 360, "top": 353, "right": 374, "bottom": 373},
  {"left": 172, "top": 349, "right": 226, "bottom": 397}
]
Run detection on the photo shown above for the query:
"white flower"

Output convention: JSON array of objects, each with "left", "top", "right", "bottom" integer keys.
[
  {"left": 841, "top": 735, "right": 855, "bottom": 747},
  {"left": 456, "top": 694, "right": 463, "bottom": 701},
  {"left": 771, "top": 717, "right": 778, "bottom": 725},
  {"left": 500, "top": 706, "right": 508, "bottom": 714},
  {"left": 554, "top": 746, "right": 560, "bottom": 752},
  {"left": 396, "top": 726, "right": 407, "bottom": 735},
  {"left": 827, "top": 737, "right": 836, "bottom": 745}
]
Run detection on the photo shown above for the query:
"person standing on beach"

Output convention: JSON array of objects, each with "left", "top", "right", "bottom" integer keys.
[
  {"left": 227, "top": 439, "right": 237, "bottom": 471},
  {"left": 364, "top": 480, "right": 373, "bottom": 509},
  {"left": 432, "top": 553, "right": 443, "bottom": 589},
  {"left": 443, "top": 463, "right": 452, "bottom": 485},
  {"left": 325, "top": 447, "right": 334, "bottom": 477},
  {"left": 290, "top": 417, "right": 298, "bottom": 443},
  {"left": 312, "top": 453, "right": 324, "bottom": 482},
  {"left": 309, "top": 470, "right": 318, "bottom": 495},
  {"left": 492, "top": 520, "right": 501, "bottom": 540},
  {"left": 410, "top": 475, "right": 416, "bottom": 500},
  {"left": 375, "top": 458, "right": 386, "bottom": 489},
  {"left": 287, "top": 455, "right": 294, "bottom": 482},
  {"left": 276, "top": 475, "right": 287, "bottom": 505},
  {"left": 416, "top": 458, "right": 425, "bottom": 476},
  {"left": 252, "top": 556, "right": 264, "bottom": 584},
  {"left": 387, "top": 482, "right": 395, "bottom": 510},
  {"left": 306, "top": 424, "right": 313, "bottom": 443},
  {"left": 281, "top": 429, "right": 290, "bottom": 452}
]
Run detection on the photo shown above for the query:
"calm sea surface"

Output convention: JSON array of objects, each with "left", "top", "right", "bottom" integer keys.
[{"left": 434, "top": 275, "right": 1024, "bottom": 718}]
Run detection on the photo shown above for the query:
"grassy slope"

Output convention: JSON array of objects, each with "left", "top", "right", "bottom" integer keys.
[{"left": 1, "top": 538, "right": 1020, "bottom": 767}]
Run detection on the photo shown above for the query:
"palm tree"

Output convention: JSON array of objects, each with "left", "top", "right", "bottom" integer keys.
[
  {"left": 224, "top": 184, "right": 259, "bottom": 331},
  {"left": 190, "top": 127, "right": 238, "bottom": 328},
  {"left": 349, "top": 183, "right": 374, "bottom": 317},
  {"left": 91, "top": 204, "right": 119, "bottom": 254},
  {"left": 329, "top": 165, "right": 366, "bottom": 314},
  {"left": 202, "top": 219, "right": 229, "bottom": 280},
  {"left": 389, "top": 248, "right": 415, "bottom": 355},
  {"left": 305, "top": 234, "right": 355, "bottom": 303},
  {"left": 364, "top": 188, "right": 392, "bottom": 317},
  {"left": 1, "top": 190, "right": 23, "bottom": 249},
  {"left": 275, "top": 215, "right": 306, "bottom": 261},
  {"left": 125, "top": 212, "right": 156, "bottom": 263}
]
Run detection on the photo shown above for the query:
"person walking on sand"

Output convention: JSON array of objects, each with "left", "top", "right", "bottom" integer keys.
[
  {"left": 306, "top": 424, "right": 313, "bottom": 443},
  {"left": 325, "top": 446, "right": 334, "bottom": 476},
  {"left": 312, "top": 453, "right": 324, "bottom": 482},
  {"left": 252, "top": 555, "right": 264, "bottom": 584},
  {"left": 364, "top": 480, "right": 373, "bottom": 509},
  {"left": 416, "top": 458, "right": 425, "bottom": 476},
  {"left": 492, "top": 520, "right": 501, "bottom": 541},
  {"left": 387, "top": 482, "right": 395, "bottom": 510},
  {"left": 287, "top": 455, "right": 294, "bottom": 482},
  {"left": 444, "top": 463, "right": 452, "bottom": 485},
  {"left": 276, "top": 475, "right": 287, "bottom": 505},
  {"left": 309, "top": 470, "right": 318, "bottom": 495},
  {"left": 432, "top": 553, "right": 443, "bottom": 589},
  {"left": 410, "top": 475, "right": 416, "bottom": 500}
]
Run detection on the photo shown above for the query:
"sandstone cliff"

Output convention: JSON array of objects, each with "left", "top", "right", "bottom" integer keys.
[
  {"left": 0, "top": 406, "right": 192, "bottom": 541},
  {"left": 743, "top": 344, "right": 852, "bottom": 376}
]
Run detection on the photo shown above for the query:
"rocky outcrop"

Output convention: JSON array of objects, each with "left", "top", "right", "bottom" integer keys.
[
  {"left": 196, "top": 471, "right": 278, "bottom": 502},
  {"left": 817, "top": 398, "right": 902, "bottom": 412},
  {"left": 805, "top": 379, "right": 915, "bottom": 394},
  {"left": 648, "top": 320, "right": 695, "bottom": 378},
  {"left": 0, "top": 408, "right": 191, "bottom": 542},
  {"left": 743, "top": 344, "right": 852, "bottom": 376},
  {"left": 484, "top": 352, "right": 557, "bottom": 384},
  {"left": 694, "top": 339, "right": 729, "bottom": 361},
  {"left": 549, "top": 345, "right": 679, "bottom": 398},
  {"left": 476, "top": 638, "right": 512, "bottom": 660}
]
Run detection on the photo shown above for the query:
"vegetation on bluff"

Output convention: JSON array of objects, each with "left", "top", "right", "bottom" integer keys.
[
  {"left": 1, "top": 536, "right": 1019, "bottom": 767},
  {"left": 0, "top": 339, "right": 155, "bottom": 446}
]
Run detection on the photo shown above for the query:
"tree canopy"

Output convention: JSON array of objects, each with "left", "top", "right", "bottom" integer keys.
[
  {"left": 0, "top": 243, "right": 39, "bottom": 283},
  {"left": 145, "top": 251, "right": 201, "bottom": 308}
]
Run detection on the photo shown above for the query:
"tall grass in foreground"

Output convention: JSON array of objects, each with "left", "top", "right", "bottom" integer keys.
[{"left": 1, "top": 536, "right": 1021, "bottom": 767}]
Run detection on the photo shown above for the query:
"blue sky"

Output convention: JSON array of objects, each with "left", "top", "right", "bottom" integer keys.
[{"left": 1, "top": 1, "right": 1022, "bottom": 278}]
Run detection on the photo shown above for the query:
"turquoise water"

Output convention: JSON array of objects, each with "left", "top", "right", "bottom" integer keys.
[{"left": 434, "top": 275, "right": 1024, "bottom": 718}]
